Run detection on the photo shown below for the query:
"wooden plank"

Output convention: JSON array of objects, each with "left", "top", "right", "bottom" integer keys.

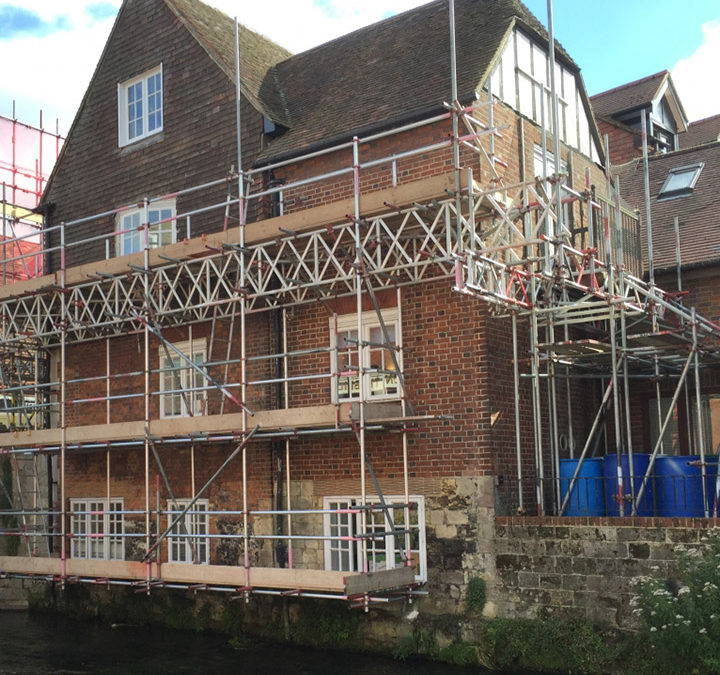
[
  {"left": 65, "top": 559, "right": 148, "bottom": 580},
  {"left": 0, "top": 556, "right": 60, "bottom": 576},
  {"left": 0, "top": 404, "right": 351, "bottom": 448},
  {"left": 0, "top": 557, "right": 149, "bottom": 580},
  {"left": 1, "top": 556, "right": 415, "bottom": 594},
  {"left": 160, "top": 563, "right": 348, "bottom": 592},
  {"left": 0, "top": 173, "right": 458, "bottom": 302},
  {"left": 344, "top": 567, "right": 415, "bottom": 596}
]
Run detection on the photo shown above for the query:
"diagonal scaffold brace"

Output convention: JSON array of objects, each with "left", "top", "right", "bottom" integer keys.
[
  {"left": 142, "top": 424, "right": 260, "bottom": 562},
  {"left": 120, "top": 308, "right": 254, "bottom": 416}
]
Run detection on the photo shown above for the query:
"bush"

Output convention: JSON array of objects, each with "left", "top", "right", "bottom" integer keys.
[
  {"left": 633, "top": 535, "right": 720, "bottom": 674},
  {"left": 464, "top": 576, "right": 486, "bottom": 613},
  {"left": 479, "top": 616, "right": 615, "bottom": 673}
]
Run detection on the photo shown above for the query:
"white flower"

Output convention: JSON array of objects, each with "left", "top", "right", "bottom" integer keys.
[
  {"left": 678, "top": 586, "right": 690, "bottom": 596},
  {"left": 676, "top": 614, "right": 684, "bottom": 620},
  {"left": 700, "top": 628, "right": 707, "bottom": 634},
  {"left": 650, "top": 627, "right": 657, "bottom": 632}
]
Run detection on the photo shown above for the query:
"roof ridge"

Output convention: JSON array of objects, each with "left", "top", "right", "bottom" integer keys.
[
  {"left": 275, "top": 0, "right": 445, "bottom": 65},
  {"left": 590, "top": 70, "right": 669, "bottom": 100},
  {"left": 688, "top": 113, "right": 720, "bottom": 126}
]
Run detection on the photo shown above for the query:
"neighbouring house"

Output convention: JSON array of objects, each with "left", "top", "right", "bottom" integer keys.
[
  {"left": 680, "top": 113, "right": 720, "bottom": 148},
  {"left": 591, "top": 70, "right": 688, "bottom": 164},
  {"left": 616, "top": 139, "right": 720, "bottom": 456},
  {"left": 2, "top": 0, "right": 720, "bottom": 642}
]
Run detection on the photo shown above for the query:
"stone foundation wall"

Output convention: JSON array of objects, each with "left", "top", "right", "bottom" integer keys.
[{"left": 492, "top": 515, "right": 720, "bottom": 629}]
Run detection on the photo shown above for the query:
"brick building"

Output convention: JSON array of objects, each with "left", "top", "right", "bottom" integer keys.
[{"left": 2, "top": 0, "right": 720, "bottom": 632}]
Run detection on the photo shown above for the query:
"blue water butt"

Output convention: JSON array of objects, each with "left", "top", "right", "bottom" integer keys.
[
  {"left": 559, "top": 458, "right": 604, "bottom": 516},
  {"left": 603, "top": 453, "right": 653, "bottom": 517},
  {"left": 654, "top": 455, "right": 714, "bottom": 517}
]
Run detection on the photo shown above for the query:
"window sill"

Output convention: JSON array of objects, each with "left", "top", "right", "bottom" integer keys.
[{"left": 118, "top": 130, "right": 164, "bottom": 156}]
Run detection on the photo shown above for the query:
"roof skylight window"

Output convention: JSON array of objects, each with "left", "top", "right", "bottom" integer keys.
[{"left": 658, "top": 162, "right": 704, "bottom": 200}]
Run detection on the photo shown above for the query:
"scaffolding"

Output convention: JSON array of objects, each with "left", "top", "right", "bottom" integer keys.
[
  {"left": 1, "top": 2, "right": 719, "bottom": 606},
  {"left": 0, "top": 112, "right": 64, "bottom": 285}
]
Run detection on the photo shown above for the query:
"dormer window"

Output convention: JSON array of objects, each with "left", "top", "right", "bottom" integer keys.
[
  {"left": 118, "top": 65, "right": 163, "bottom": 147},
  {"left": 658, "top": 163, "right": 704, "bottom": 200}
]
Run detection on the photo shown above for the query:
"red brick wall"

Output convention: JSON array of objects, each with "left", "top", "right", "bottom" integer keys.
[{"left": 597, "top": 120, "right": 640, "bottom": 166}]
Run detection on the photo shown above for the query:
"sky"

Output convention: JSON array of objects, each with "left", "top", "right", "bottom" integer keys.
[{"left": 1, "top": 0, "right": 719, "bottom": 137}]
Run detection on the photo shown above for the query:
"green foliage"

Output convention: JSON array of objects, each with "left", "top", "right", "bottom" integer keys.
[
  {"left": 438, "top": 640, "right": 478, "bottom": 666},
  {"left": 290, "top": 601, "right": 360, "bottom": 647},
  {"left": 464, "top": 575, "right": 486, "bottom": 613},
  {"left": 479, "top": 616, "right": 616, "bottom": 673},
  {"left": 634, "top": 535, "right": 720, "bottom": 674},
  {"left": 392, "top": 626, "right": 438, "bottom": 661}
]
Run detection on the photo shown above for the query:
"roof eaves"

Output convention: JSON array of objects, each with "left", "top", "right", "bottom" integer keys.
[{"left": 254, "top": 101, "right": 449, "bottom": 168}]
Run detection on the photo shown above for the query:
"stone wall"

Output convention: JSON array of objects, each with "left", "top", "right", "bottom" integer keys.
[{"left": 492, "top": 515, "right": 720, "bottom": 630}]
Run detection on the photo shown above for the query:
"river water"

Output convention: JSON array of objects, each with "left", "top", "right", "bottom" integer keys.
[{"left": 0, "top": 611, "right": 486, "bottom": 674}]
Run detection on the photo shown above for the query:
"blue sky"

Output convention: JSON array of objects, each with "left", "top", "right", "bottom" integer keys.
[
  {"left": 1, "top": 0, "right": 719, "bottom": 135},
  {"left": 524, "top": 0, "right": 720, "bottom": 98}
]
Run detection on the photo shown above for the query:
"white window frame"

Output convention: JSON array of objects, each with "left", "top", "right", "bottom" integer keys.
[
  {"left": 167, "top": 499, "right": 209, "bottom": 564},
  {"left": 658, "top": 163, "right": 704, "bottom": 200},
  {"left": 322, "top": 495, "right": 426, "bottom": 582},
  {"left": 117, "top": 64, "right": 163, "bottom": 147},
  {"left": 116, "top": 199, "right": 176, "bottom": 257},
  {"left": 70, "top": 498, "right": 124, "bottom": 560},
  {"left": 330, "top": 309, "right": 401, "bottom": 403},
  {"left": 159, "top": 338, "right": 207, "bottom": 418}
]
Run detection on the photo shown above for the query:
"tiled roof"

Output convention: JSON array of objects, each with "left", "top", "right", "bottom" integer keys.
[
  {"left": 258, "top": 0, "right": 561, "bottom": 163},
  {"left": 616, "top": 142, "right": 720, "bottom": 271},
  {"left": 680, "top": 114, "right": 720, "bottom": 149},
  {"left": 590, "top": 71, "right": 668, "bottom": 119},
  {"left": 164, "top": 0, "right": 292, "bottom": 125},
  {"left": 163, "top": 0, "right": 584, "bottom": 164}
]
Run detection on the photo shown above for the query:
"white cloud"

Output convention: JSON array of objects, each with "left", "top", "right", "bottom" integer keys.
[
  {"left": 0, "top": 0, "right": 428, "bottom": 134},
  {"left": 206, "top": 1, "right": 428, "bottom": 53},
  {"left": 672, "top": 20, "right": 720, "bottom": 122},
  {"left": 0, "top": 2, "right": 119, "bottom": 133}
]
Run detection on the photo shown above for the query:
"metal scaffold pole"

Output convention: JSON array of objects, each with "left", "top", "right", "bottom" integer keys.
[
  {"left": 143, "top": 197, "right": 152, "bottom": 585},
  {"left": 59, "top": 221, "right": 67, "bottom": 580},
  {"left": 352, "top": 136, "right": 368, "bottom": 581},
  {"left": 235, "top": 16, "right": 251, "bottom": 596}
]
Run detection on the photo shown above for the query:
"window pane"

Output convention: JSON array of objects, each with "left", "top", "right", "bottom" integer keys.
[
  {"left": 147, "top": 73, "right": 162, "bottom": 132},
  {"left": 128, "top": 82, "right": 143, "bottom": 139},
  {"left": 336, "top": 329, "right": 359, "bottom": 400},
  {"left": 368, "top": 325, "right": 397, "bottom": 397}
]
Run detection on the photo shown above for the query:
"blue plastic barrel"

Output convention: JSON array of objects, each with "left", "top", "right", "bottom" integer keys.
[
  {"left": 655, "top": 456, "right": 720, "bottom": 517},
  {"left": 559, "top": 458, "right": 604, "bottom": 516},
  {"left": 603, "top": 453, "right": 653, "bottom": 517}
]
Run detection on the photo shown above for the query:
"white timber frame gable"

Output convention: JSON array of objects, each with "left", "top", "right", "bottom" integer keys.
[{"left": 488, "top": 27, "right": 601, "bottom": 163}]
